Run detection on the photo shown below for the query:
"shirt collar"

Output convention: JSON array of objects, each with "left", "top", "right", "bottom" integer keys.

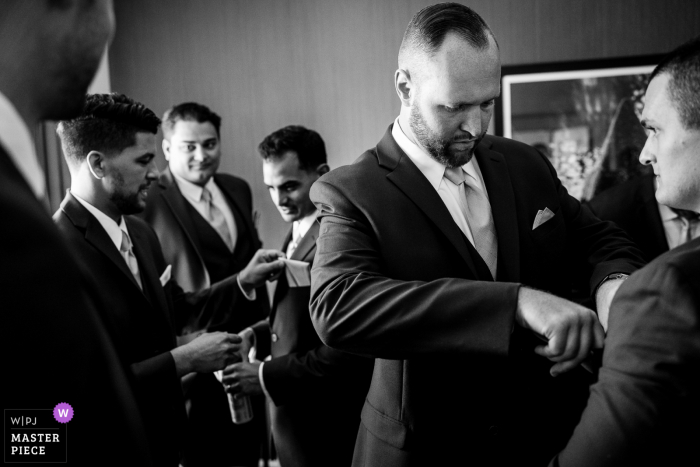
[
  {"left": 658, "top": 202, "right": 678, "bottom": 222},
  {"left": 0, "top": 90, "right": 45, "bottom": 199},
  {"left": 172, "top": 171, "right": 218, "bottom": 202},
  {"left": 72, "top": 191, "right": 127, "bottom": 251},
  {"left": 391, "top": 117, "right": 480, "bottom": 189},
  {"left": 293, "top": 211, "right": 319, "bottom": 240}
]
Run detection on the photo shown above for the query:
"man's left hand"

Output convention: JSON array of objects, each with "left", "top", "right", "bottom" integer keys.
[{"left": 222, "top": 361, "right": 263, "bottom": 396}]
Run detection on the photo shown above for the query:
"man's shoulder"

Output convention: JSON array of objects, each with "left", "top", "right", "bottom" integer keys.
[
  {"left": 214, "top": 172, "right": 251, "bottom": 191},
  {"left": 588, "top": 175, "right": 653, "bottom": 213}
]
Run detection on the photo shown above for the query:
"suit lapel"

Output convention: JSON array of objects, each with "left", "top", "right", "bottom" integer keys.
[
  {"left": 60, "top": 192, "right": 142, "bottom": 291},
  {"left": 290, "top": 220, "right": 319, "bottom": 262},
  {"left": 379, "top": 126, "right": 478, "bottom": 277},
  {"left": 126, "top": 217, "right": 171, "bottom": 319},
  {"left": 215, "top": 173, "right": 257, "bottom": 247},
  {"left": 158, "top": 168, "right": 207, "bottom": 257},
  {"left": 475, "top": 140, "right": 521, "bottom": 282}
]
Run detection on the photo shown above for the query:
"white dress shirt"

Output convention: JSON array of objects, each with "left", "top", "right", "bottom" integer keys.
[
  {"left": 286, "top": 211, "right": 318, "bottom": 258},
  {"left": 72, "top": 191, "right": 133, "bottom": 259},
  {"left": 0, "top": 90, "right": 45, "bottom": 200},
  {"left": 391, "top": 117, "right": 492, "bottom": 247}
]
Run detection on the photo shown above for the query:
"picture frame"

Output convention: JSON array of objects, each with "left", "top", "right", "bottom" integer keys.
[{"left": 495, "top": 55, "right": 663, "bottom": 200}]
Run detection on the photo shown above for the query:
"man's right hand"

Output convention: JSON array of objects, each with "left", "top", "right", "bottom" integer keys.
[
  {"left": 515, "top": 287, "right": 605, "bottom": 376},
  {"left": 238, "top": 249, "right": 285, "bottom": 294},
  {"left": 171, "top": 331, "right": 242, "bottom": 377}
]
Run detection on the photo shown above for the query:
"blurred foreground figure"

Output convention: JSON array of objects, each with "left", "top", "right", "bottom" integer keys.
[{"left": 0, "top": 1, "right": 151, "bottom": 464}]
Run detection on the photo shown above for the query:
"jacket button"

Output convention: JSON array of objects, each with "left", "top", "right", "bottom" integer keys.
[{"left": 271, "top": 333, "right": 278, "bottom": 342}]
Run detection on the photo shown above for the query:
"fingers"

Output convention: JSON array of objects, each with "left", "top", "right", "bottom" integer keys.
[{"left": 255, "top": 249, "right": 285, "bottom": 263}]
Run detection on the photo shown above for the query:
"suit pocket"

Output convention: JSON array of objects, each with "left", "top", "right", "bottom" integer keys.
[
  {"left": 361, "top": 399, "right": 411, "bottom": 450},
  {"left": 531, "top": 206, "right": 564, "bottom": 243}
]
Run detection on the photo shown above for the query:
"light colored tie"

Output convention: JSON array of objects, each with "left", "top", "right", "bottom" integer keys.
[
  {"left": 444, "top": 167, "right": 498, "bottom": 279},
  {"left": 120, "top": 230, "right": 143, "bottom": 290},
  {"left": 286, "top": 225, "right": 303, "bottom": 258},
  {"left": 202, "top": 188, "right": 234, "bottom": 251}
]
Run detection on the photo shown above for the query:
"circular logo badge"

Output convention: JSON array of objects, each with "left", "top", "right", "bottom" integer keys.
[{"left": 53, "top": 403, "right": 73, "bottom": 423}]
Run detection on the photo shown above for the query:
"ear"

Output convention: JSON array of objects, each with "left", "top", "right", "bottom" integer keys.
[
  {"left": 162, "top": 138, "right": 171, "bottom": 160},
  {"left": 315, "top": 163, "right": 330, "bottom": 177},
  {"left": 395, "top": 68, "right": 413, "bottom": 108},
  {"left": 86, "top": 150, "right": 107, "bottom": 180}
]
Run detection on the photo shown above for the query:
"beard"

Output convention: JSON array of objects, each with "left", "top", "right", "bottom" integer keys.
[
  {"left": 110, "top": 172, "right": 148, "bottom": 215},
  {"left": 409, "top": 102, "right": 485, "bottom": 168}
]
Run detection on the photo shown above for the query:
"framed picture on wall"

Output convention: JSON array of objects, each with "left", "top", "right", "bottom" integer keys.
[{"left": 495, "top": 55, "right": 663, "bottom": 200}]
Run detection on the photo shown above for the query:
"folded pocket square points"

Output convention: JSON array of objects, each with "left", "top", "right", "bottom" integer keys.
[{"left": 532, "top": 207, "right": 555, "bottom": 230}]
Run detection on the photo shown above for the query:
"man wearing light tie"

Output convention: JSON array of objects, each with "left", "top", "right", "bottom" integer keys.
[
  {"left": 142, "top": 102, "right": 270, "bottom": 466},
  {"left": 54, "top": 93, "right": 283, "bottom": 466},
  {"left": 222, "top": 126, "right": 374, "bottom": 467},
  {"left": 308, "top": 3, "right": 646, "bottom": 466}
]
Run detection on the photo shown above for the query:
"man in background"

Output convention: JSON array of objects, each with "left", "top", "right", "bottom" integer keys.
[
  {"left": 308, "top": 3, "right": 645, "bottom": 465},
  {"left": 554, "top": 36, "right": 700, "bottom": 467},
  {"left": 142, "top": 102, "right": 270, "bottom": 466},
  {"left": 223, "top": 125, "right": 374, "bottom": 467},
  {"left": 0, "top": 1, "right": 151, "bottom": 464}
]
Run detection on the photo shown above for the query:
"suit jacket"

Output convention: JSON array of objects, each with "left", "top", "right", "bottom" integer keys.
[
  {"left": 309, "top": 126, "right": 646, "bottom": 466},
  {"left": 54, "top": 191, "right": 243, "bottom": 467},
  {"left": 0, "top": 147, "right": 151, "bottom": 465},
  {"left": 587, "top": 173, "right": 668, "bottom": 261},
  {"left": 141, "top": 168, "right": 267, "bottom": 467},
  {"left": 251, "top": 222, "right": 373, "bottom": 467},
  {"left": 553, "top": 237, "right": 700, "bottom": 466}
]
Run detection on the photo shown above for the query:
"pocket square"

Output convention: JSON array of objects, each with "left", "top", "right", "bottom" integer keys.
[
  {"left": 532, "top": 207, "right": 555, "bottom": 230},
  {"left": 159, "top": 264, "right": 172, "bottom": 286}
]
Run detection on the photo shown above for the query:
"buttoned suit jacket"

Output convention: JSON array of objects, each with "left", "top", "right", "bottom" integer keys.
[
  {"left": 309, "top": 126, "right": 646, "bottom": 466},
  {"left": 250, "top": 221, "right": 373, "bottom": 467},
  {"left": 54, "top": 191, "right": 242, "bottom": 466},
  {"left": 141, "top": 167, "right": 267, "bottom": 466},
  {"left": 0, "top": 148, "right": 152, "bottom": 465},
  {"left": 587, "top": 173, "right": 668, "bottom": 262},
  {"left": 553, "top": 236, "right": 700, "bottom": 467}
]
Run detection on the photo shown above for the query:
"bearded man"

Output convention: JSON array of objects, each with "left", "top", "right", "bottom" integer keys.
[{"left": 308, "top": 3, "right": 646, "bottom": 466}]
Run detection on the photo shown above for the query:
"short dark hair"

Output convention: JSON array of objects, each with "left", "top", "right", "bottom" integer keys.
[
  {"left": 650, "top": 36, "right": 700, "bottom": 130},
  {"left": 57, "top": 93, "right": 160, "bottom": 167},
  {"left": 258, "top": 125, "right": 327, "bottom": 171},
  {"left": 162, "top": 102, "right": 222, "bottom": 139},
  {"left": 399, "top": 2, "right": 496, "bottom": 60}
]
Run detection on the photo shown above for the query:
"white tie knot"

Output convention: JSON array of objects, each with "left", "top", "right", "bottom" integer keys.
[
  {"left": 444, "top": 167, "right": 467, "bottom": 186},
  {"left": 120, "top": 230, "right": 133, "bottom": 253}
]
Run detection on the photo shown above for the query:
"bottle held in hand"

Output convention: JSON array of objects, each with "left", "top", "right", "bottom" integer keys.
[{"left": 228, "top": 393, "right": 253, "bottom": 424}]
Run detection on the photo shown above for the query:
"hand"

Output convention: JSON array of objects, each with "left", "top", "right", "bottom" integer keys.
[
  {"left": 238, "top": 327, "right": 255, "bottom": 363},
  {"left": 595, "top": 278, "right": 626, "bottom": 332},
  {"left": 238, "top": 249, "right": 286, "bottom": 294},
  {"left": 222, "top": 361, "right": 263, "bottom": 397},
  {"left": 515, "top": 287, "right": 605, "bottom": 376},
  {"left": 171, "top": 331, "right": 242, "bottom": 376}
]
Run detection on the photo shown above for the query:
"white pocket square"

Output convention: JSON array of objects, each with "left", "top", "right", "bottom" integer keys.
[
  {"left": 532, "top": 207, "right": 555, "bottom": 230},
  {"left": 159, "top": 264, "right": 172, "bottom": 286}
]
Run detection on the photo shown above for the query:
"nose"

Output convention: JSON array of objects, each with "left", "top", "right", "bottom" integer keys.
[
  {"left": 146, "top": 159, "right": 160, "bottom": 180},
  {"left": 459, "top": 107, "right": 482, "bottom": 139},
  {"left": 193, "top": 146, "right": 206, "bottom": 162},
  {"left": 638, "top": 138, "right": 654, "bottom": 166}
]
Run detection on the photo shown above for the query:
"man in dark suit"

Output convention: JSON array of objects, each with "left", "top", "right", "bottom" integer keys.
[
  {"left": 553, "top": 36, "right": 700, "bottom": 467},
  {"left": 0, "top": 2, "right": 152, "bottom": 464},
  {"left": 223, "top": 126, "right": 374, "bottom": 467},
  {"left": 308, "top": 4, "right": 646, "bottom": 466},
  {"left": 141, "top": 102, "right": 271, "bottom": 466},
  {"left": 54, "top": 93, "right": 284, "bottom": 466}
]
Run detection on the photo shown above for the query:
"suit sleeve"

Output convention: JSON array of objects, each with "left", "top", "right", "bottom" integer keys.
[
  {"left": 552, "top": 262, "right": 700, "bottom": 466},
  {"left": 262, "top": 345, "right": 373, "bottom": 407},
  {"left": 309, "top": 178, "right": 519, "bottom": 360}
]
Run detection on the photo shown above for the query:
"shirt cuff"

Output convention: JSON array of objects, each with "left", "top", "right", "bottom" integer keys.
[
  {"left": 258, "top": 361, "right": 272, "bottom": 401},
  {"left": 237, "top": 275, "right": 257, "bottom": 301},
  {"left": 594, "top": 273, "right": 629, "bottom": 296}
]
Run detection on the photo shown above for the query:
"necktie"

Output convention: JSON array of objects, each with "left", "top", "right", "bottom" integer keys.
[
  {"left": 444, "top": 167, "right": 498, "bottom": 279},
  {"left": 202, "top": 188, "right": 234, "bottom": 251},
  {"left": 120, "top": 230, "right": 142, "bottom": 290},
  {"left": 672, "top": 208, "right": 700, "bottom": 244},
  {"left": 286, "top": 226, "right": 303, "bottom": 258}
]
